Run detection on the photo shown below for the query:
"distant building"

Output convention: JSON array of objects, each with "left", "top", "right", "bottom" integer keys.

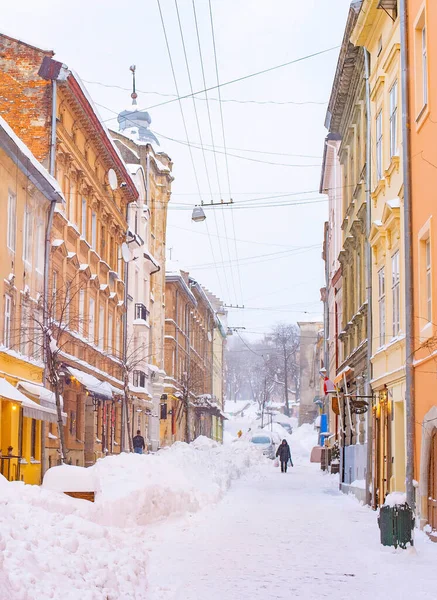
[
  {"left": 162, "top": 265, "right": 227, "bottom": 445},
  {"left": 111, "top": 97, "right": 173, "bottom": 452},
  {"left": 298, "top": 322, "right": 323, "bottom": 426}
]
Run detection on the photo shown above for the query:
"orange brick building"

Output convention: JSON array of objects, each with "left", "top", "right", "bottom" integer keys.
[{"left": 0, "top": 35, "right": 138, "bottom": 468}]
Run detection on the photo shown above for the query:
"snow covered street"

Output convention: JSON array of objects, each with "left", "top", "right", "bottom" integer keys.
[
  {"left": 3, "top": 429, "right": 437, "bottom": 599},
  {"left": 147, "top": 458, "right": 437, "bottom": 600}
]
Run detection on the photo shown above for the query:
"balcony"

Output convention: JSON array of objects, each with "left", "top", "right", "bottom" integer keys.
[{"left": 134, "top": 303, "right": 150, "bottom": 324}]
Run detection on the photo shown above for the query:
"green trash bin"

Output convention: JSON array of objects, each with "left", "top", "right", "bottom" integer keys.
[{"left": 378, "top": 503, "right": 415, "bottom": 549}]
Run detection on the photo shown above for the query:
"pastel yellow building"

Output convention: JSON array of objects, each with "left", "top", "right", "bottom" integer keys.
[
  {"left": 352, "top": 0, "right": 406, "bottom": 506},
  {"left": 0, "top": 115, "right": 64, "bottom": 484}
]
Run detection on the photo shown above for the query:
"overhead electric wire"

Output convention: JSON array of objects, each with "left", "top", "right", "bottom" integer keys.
[
  {"left": 169, "top": 224, "right": 314, "bottom": 248},
  {"left": 156, "top": 0, "right": 228, "bottom": 300},
  {"left": 190, "top": 0, "right": 235, "bottom": 306},
  {"left": 208, "top": 0, "right": 244, "bottom": 309},
  {"left": 83, "top": 78, "right": 327, "bottom": 106},
  {"left": 187, "top": 244, "right": 321, "bottom": 270},
  {"left": 152, "top": 128, "right": 321, "bottom": 167},
  {"left": 100, "top": 44, "right": 340, "bottom": 122}
]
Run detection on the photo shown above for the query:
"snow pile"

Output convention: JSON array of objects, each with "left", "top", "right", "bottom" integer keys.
[
  {"left": 384, "top": 492, "right": 407, "bottom": 507},
  {"left": 92, "top": 436, "right": 264, "bottom": 528},
  {"left": 0, "top": 439, "right": 263, "bottom": 600},
  {"left": 290, "top": 423, "right": 318, "bottom": 460}
]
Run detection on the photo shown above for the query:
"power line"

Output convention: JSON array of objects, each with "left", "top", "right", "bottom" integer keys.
[
  {"left": 101, "top": 44, "right": 340, "bottom": 122},
  {"left": 83, "top": 78, "right": 327, "bottom": 106},
  {"left": 152, "top": 128, "right": 321, "bottom": 167},
  {"left": 172, "top": 0, "right": 228, "bottom": 301},
  {"left": 189, "top": 0, "right": 235, "bottom": 306},
  {"left": 169, "top": 224, "right": 312, "bottom": 248},
  {"left": 208, "top": 0, "right": 244, "bottom": 309},
  {"left": 156, "top": 0, "right": 230, "bottom": 303}
]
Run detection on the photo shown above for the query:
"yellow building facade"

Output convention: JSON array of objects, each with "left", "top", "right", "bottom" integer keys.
[
  {"left": 352, "top": 1, "right": 406, "bottom": 505},
  {"left": 0, "top": 115, "right": 64, "bottom": 484}
]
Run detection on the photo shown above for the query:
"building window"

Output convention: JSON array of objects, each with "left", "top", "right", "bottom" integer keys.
[
  {"left": 98, "top": 304, "right": 105, "bottom": 349},
  {"left": 89, "top": 297, "right": 95, "bottom": 342},
  {"left": 35, "top": 220, "right": 44, "bottom": 273},
  {"left": 116, "top": 319, "right": 121, "bottom": 356},
  {"left": 7, "top": 191, "right": 17, "bottom": 252},
  {"left": 376, "top": 110, "right": 383, "bottom": 180},
  {"left": 100, "top": 225, "right": 106, "bottom": 261},
  {"left": 422, "top": 26, "right": 428, "bottom": 106},
  {"left": 378, "top": 267, "right": 386, "bottom": 347},
  {"left": 69, "top": 410, "right": 76, "bottom": 436},
  {"left": 31, "top": 419, "right": 37, "bottom": 460},
  {"left": 91, "top": 211, "right": 97, "bottom": 249},
  {"left": 389, "top": 81, "right": 398, "bottom": 158},
  {"left": 4, "top": 294, "right": 12, "bottom": 348},
  {"left": 23, "top": 204, "right": 33, "bottom": 264},
  {"left": 133, "top": 370, "right": 148, "bottom": 388},
  {"left": 107, "top": 313, "right": 113, "bottom": 352},
  {"left": 392, "top": 251, "right": 400, "bottom": 337},
  {"left": 377, "top": 35, "right": 383, "bottom": 57},
  {"left": 135, "top": 303, "right": 149, "bottom": 321},
  {"left": 426, "top": 238, "right": 432, "bottom": 323},
  {"left": 356, "top": 252, "right": 361, "bottom": 309},
  {"left": 52, "top": 271, "right": 58, "bottom": 319},
  {"left": 81, "top": 198, "right": 87, "bottom": 237},
  {"left": 79, "top": 289, "right": 85, "bottom": 332},
  {"left": 69, "top": 180, "right": 76, "bottom": 224}
]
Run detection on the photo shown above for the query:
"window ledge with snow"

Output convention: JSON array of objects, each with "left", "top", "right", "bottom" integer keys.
[
  {"left": 420, "top": 322, "right": 433, "bottom": 343},
  {"left": 133, "top": 318, "right": 150, "bottom": 327}
]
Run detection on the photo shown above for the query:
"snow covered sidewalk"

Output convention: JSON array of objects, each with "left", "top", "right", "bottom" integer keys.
[{"left": 146, "top": 461, "right": 437, "bottom": 600}]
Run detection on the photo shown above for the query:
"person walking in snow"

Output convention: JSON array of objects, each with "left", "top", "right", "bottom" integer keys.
[
  {"left": 133, "top": 430, "right": 146, "bottom": 454},
  {"left": 276, "top": 439, "right": 292, "bottom": 473}
]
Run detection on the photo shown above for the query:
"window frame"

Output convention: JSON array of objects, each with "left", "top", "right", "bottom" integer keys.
[
  {"left": 391, "top": 251, "right": 401, "bottom": 337},
  {"left": 426, "top": 237, "right": 432, "bottom": 323},
  {"left": 7, "top": 190, "right": 17, "bottom": 252},
  {"left": 376, "top": 110, "right": 383, "bottom": 181},
  {"left": 378, "top": 267, "right": 386, "bottom": 347},
  {"left": 89, "top": 297, "right": 95, "bottom": 342},
  {"left": 4, "top": 294, "right": 12, "bottom": 348},
  {"left": 91, "top": 211, "right": 97, "bottom": 249},
  {"left": 422, "top": 25, "right": 428, "bottom": 107},
  {"left": 389, "top": 81, "right": 398, "bottom": 158},
  {"left": 23, "top": 203, "right": 33, "bottom": 265},
  {"left": 81, "top": 197, "right": 87, "bottom": 237}
]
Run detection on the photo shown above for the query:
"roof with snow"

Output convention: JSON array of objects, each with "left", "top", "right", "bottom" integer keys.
[{"left": 0, "top": 115, "right": 64, "bottom": 204}]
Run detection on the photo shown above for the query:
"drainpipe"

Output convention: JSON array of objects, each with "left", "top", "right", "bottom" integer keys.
[
  {"left": 363, "top": 48, "right": 373, "bottom": 507},
  {"left": 399, "top": 0, "right": 415, "bottom": 511},
  {"left": 121, "top": 203, "right": 130, "bottom": 453},
  {"left": 41, "top": 79, "right": 58, "bottom": 481}
]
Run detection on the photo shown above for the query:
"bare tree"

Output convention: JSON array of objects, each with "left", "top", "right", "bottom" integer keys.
[
  {"left": 270, "top": 324, "right": 300, "bottom": 416},
  {"left": 10, "top": 275, "right": 88, "bottom": 463}
]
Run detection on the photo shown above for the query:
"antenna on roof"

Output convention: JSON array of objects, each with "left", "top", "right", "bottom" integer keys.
[{"left": 129, "top": 65, "right": 137, "bottom": 106}]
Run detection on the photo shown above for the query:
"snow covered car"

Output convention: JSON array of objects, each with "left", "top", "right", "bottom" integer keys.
[
  {"left": 250, "top": 434, "right": 276, "bottom": 459},
  {"left": 278, "top": 422, "right": 293, "bottom": 435}
]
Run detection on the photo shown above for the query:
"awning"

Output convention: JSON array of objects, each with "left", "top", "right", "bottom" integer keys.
[
  {"left": 67, "top": 367, "right": 113, "bottom": 401},
  {"left": 0, "top": 377, "right": 63, "bottom": 424},
  {"left": 16, "top": 381, "right": 64, "bottom": 409}
]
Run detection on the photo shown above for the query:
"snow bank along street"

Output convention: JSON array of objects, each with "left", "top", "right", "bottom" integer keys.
[{"left": 2, "top": 426, "right": 437, "bottom": 599}]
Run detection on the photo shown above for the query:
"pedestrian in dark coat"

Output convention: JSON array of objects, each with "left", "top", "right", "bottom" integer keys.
[
  {"left": 276, "top": 439, "right": 293, "bottom": 473},
  {"left": 133, "top": 430, "right": 146, "bottom": 454}
]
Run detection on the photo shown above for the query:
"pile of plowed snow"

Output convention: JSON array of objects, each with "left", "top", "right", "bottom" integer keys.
[{"left": 0, "top": 438, "right": 264, "bottom": 600}]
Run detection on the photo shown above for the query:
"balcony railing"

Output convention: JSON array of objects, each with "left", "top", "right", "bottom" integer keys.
[{"left": 135, "top": 303, "right": 150, "bottom": 322}]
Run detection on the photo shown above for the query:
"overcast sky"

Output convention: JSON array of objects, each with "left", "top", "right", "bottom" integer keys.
[{"left": 3, "top": 0, "right": 350, "bottom": 337}]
